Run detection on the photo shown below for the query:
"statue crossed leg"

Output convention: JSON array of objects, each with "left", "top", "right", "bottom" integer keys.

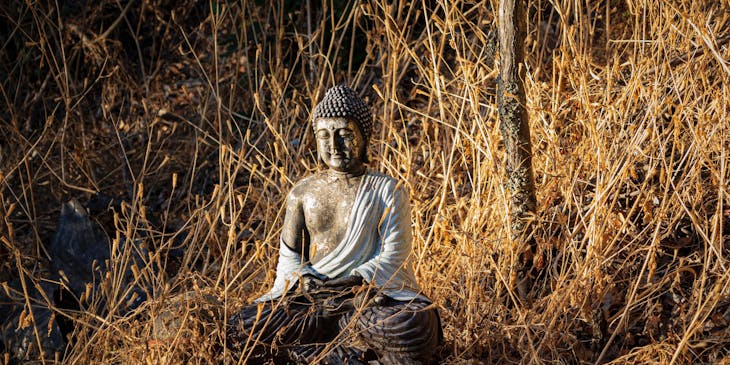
[{"left": 226, "top": 290, "right": 441, "bottom": 364}]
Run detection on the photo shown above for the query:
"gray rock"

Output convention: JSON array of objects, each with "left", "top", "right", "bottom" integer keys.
[{"left": 49, "top": 199, "right": 109, "bottom": 296}]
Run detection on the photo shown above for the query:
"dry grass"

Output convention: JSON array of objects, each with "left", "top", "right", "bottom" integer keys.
[{"left": 1, "top": 0, "right": 729, "bottom": 363}]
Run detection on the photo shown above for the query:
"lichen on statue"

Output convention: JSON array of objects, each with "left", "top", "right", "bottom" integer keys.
[{"left": 226, "top": 85, "right": 442, "bottom": 364}]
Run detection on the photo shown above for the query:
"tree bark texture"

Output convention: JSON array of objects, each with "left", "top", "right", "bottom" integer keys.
[{"left": 497, "top": 0, "right": 537, "bottom": 238}]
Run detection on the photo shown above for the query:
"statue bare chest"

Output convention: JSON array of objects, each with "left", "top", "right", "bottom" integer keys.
[{"left": 302, "top": 178, "right": 360, "bottom": 263}]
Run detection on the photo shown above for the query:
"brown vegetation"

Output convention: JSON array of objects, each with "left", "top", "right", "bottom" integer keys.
[{"left": 1, "top": 0, "right": 729, "bottom": 363}]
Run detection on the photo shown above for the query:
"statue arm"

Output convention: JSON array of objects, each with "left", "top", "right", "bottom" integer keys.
[
  {"left": 280, "top": 187, "right": 325, "bottom": 277},
  {"left": 281, "top": 186, "right": 306, "bottom": 254},
  {"left": 279, "top": 186, "right": 323, "bottom": 270},
  {"left": 255, "top": 187, "right": 325, "bottom": 302},
  {"left": 280, "top": 188, "right": 307, "bottom": 255}
]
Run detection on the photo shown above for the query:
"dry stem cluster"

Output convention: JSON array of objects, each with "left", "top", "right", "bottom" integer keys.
[{"left": 0, "top": 0, "right": 728, "bottom": 363}]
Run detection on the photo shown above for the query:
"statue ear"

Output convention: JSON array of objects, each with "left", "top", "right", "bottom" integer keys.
[{"left": 361, "top": 143, "right": 369, "bottom": 164}]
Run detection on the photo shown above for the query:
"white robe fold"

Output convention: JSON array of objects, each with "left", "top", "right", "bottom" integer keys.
[{"left": 256, "top": 171, "right": 424, "bottom": 302}]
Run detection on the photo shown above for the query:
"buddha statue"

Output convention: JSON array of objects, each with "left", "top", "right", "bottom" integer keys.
[{"left": 226, "top": 85, "right": 442, "bottom": 364}]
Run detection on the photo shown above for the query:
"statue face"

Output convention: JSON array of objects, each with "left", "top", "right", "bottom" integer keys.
[{"left": 314, "top": 117, "right": 365, "bottom": 172}]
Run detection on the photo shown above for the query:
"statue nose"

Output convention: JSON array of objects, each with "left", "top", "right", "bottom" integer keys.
[{"left": 330, "top": 135, "right": 344, "bottom": 152}]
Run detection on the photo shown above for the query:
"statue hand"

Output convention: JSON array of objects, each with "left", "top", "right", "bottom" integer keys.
[
  {"left": 300, "top": 274, "right": 327, "bottom": 293},
  {"left": 352, "top": 288, "right": 391, "bottom": 308},
  {"left": 322, "top": 274, "right": 364, "bottom": 290}
]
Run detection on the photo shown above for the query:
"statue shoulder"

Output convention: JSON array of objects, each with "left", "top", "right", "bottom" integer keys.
[{"left": 287, "top": 172, "right": 328, "bottom": 201}]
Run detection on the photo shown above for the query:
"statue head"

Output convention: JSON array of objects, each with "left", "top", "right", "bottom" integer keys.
[{"left": 312, "top": 85, "right": 372, "bottom": 169}]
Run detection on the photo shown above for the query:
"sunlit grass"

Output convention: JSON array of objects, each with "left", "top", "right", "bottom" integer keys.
[{"left": 0, "top": 0, "right": 728, "bottom": 363}]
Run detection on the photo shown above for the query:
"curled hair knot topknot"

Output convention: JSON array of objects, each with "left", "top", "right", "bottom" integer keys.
[{"left": 312, "top": 85, "right": 373, "bottom": 140}]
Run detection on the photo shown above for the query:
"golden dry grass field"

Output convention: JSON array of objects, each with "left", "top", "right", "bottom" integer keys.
[{"left": 1, "top": 0, "right": 729, "bottom": 363}]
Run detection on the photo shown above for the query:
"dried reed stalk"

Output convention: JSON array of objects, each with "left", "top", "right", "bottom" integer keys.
[{"left": 0, "top": 0, "right": 728, "bottom": 363}]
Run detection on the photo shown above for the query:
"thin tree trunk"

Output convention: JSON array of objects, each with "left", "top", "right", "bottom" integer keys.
[
  {"left": 497, "top": 0, "right": 537, "bottom": 298},
  {"left": 498, "top": 0, "right": 536, "bottom": 236}
]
